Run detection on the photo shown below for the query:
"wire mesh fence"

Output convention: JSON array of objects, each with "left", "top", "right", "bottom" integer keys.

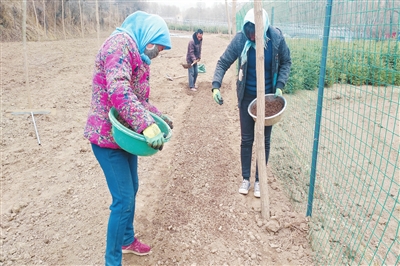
[
  {"left": 236, "top": 1, "right": 399, "bottom": 265},
  {"left": 4, "top": 0, "right": 398, "bottom": 264}
]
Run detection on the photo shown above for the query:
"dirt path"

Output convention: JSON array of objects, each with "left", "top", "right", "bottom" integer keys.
[{"left": 1, "top": 32, "right": 314, "bottom": 265}]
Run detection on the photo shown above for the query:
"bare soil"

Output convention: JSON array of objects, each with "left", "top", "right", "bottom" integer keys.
[{"left": 1, "top": 32, "right": 314, "bottom": 265}]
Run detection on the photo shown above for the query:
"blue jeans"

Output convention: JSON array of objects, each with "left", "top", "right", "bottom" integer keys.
[
  {"left": 188, "top": 64, "right": 198, "bottom": 88},
  {"left": 91, "top": 144, "right": 139, "bottom": 266},
  {"left": 239, "top": 93, "right": 272, "bottom": 182}
]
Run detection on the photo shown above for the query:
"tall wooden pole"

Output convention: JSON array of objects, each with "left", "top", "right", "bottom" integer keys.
[{"left": 254, "top": 2, "right": 270, "bottom": 220}]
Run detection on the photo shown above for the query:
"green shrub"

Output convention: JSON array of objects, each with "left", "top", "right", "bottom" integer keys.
[
  {"left": 287, "top": 38, "right": 400, "bottom": 90},
  {"left": 347, "top": 53, "right": 369, "bottom": 86},
  {"left": 286, "top": 39, "right": 321, "bottom": 91},
  {"left": 368, "top": 41, "right": 399, "bottom": 86},
  {"left": 324, "top": 59, "right": 336, "bottom": 87}
]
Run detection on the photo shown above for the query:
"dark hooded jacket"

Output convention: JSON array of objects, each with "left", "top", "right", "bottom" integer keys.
[
  {"left": 186, "top": 32, "right": 202, "bottom": 64},
  {"left": 212, "top": 26, "right": 291, "bottom": 108}
]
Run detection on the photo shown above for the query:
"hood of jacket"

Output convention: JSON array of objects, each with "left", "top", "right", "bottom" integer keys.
[
  {"left": 112, "top": 11, "right": 171, "bottom": 64},
  {"left": 242, "top": 8, "right": 269, "bottom": 41},
  {"left": 192, "top": 32, "right": 202, "bottom": 45}
]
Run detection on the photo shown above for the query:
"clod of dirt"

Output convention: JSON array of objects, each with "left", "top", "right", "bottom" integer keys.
[{"left": 265, "top": 219, "right": 281, "bottom": 232}]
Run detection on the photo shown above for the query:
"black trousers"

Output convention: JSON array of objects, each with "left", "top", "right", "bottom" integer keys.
[{"left": 239, "top": 93, "right": 272, "bottom": 182}]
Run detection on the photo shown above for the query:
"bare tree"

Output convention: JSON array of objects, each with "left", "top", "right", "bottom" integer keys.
[
  {"left": 42, "top": 0, "right": 46, "bottom": 38},
  {"left": 79, "top": 0, "right": 84, "bottom": 38},
  {"left": 232, "top": 0, "right": 237, "bottom": 36},
  {"left": 225, "top": 0, "right": 231, "bottom": 39},
  {"left": 62, "top": 0, "right": 66, "bottom": 39},
  {"left": 31, "top": 0, "right": 39, "bottom": 29},
  {"left": 95, "top": 0, "right": 100, "bottom": 44},
  {"left": 109, "top": 1, "right": 112, "bottom": 30},
  {"left": 53, "top": 0, "right": 56, "bottom": 35}
]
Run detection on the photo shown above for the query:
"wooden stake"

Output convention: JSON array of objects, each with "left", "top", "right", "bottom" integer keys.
[
  {"left": 20, "top": 0, "right": 49, "bottom": 144},
  {"left": 254, "top": 1, "right": 270, "bottom": 220}
]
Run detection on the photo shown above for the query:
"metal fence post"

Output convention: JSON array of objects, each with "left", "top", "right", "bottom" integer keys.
[{"left": 306, "top": 0, "right": 333, "bottom": 217}]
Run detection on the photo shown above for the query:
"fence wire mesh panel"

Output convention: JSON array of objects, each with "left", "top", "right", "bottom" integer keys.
[{"left": 237, "top": 1, "right": 399, "bottom": 265}]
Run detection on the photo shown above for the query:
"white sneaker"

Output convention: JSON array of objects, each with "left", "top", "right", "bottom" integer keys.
[
  {"left": 239, "top": 179, "right": 251, "bottom": 195},
  {"left": 254, "top": 181, "right": 260, "bottom": 198}
]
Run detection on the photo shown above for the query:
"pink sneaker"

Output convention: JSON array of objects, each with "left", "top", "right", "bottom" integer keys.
[{"left": 122, "top": 239, "right": 151, "bottom": 256}]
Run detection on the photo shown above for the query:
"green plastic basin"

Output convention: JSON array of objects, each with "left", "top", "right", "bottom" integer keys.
[{"left": 109, "top": 107, "right": 172, "bottom": 156}]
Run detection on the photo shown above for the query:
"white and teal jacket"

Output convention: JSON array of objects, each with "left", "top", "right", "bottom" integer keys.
[{"left": 212, "top": 26, "right": 291, "bottom": 108}]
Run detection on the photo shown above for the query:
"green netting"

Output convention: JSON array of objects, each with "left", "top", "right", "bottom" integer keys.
[{"left": 236, "top": 1, "right": 399, "bottom": 265}]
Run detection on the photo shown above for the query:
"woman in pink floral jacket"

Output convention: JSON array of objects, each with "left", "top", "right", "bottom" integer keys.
[{"left": 84, "top": 11, "right": 172, "bottom": 266}]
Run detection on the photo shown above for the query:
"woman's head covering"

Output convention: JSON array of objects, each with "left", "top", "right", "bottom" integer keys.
[
  {"left": 193, "top": 29, "right": 203, "bottom": 44},
  {"left": 112, "top": 11, "right": 172, "bottom": 64},
  {"left": 240, "top": 8, "right": 269, "bottom": 66}
]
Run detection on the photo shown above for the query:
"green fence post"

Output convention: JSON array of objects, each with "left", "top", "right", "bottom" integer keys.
[{"left": 306, "top": 0, "right": 333, "bottom": 217}]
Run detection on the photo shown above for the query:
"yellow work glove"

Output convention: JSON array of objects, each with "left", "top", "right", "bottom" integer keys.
[
  {"left": 212, "top": 88, "right": 223, "bottom": 105},
  {"left": 274, "top": 88, "right": 282, "bottom": 98},
  {"left": 143, "top": 124, "right": 164, "bottom": 150}
]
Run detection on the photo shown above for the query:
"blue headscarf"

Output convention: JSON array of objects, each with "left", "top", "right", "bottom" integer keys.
[
  {"left": 240, "top": 8, "right": 269, "bottom": 66},
  {"left": 112, "top": 11, "right": 172, "bottom": 65}
]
